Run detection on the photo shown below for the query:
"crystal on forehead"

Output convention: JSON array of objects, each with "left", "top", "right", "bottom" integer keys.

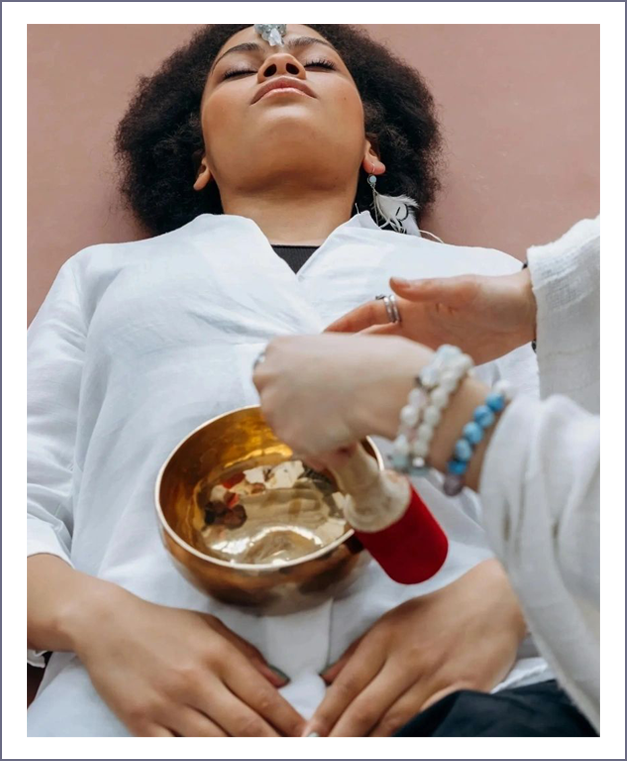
[{"left": 254, "top": 24, "right": 287, "bottom": 47}]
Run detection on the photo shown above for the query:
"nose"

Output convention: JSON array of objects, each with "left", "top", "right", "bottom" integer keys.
[{"left": 257, "top": 52, "right": 307, "bottom": 82}]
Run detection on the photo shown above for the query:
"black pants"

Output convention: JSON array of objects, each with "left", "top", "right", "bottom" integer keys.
[{"left": 395, "top": 680, "right": 597, "bottom": 737}]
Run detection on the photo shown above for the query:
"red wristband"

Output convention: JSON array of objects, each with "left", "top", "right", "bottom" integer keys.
[{"left": 354, "top": 483, "right": 448, "bottom": 584}]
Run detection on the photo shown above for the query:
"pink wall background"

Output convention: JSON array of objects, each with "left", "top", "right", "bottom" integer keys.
[{"left": 28, "top": 24, "right": 599, "bottom": 325}]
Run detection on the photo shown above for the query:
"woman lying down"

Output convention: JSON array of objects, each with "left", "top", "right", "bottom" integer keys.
[{"left": 27, "top": 24, "right": 593, "bottom": 737}]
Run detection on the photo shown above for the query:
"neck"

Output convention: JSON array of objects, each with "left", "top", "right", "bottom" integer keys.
[{"left": 220, "top": 187, "right": 355, "bottom": 246}]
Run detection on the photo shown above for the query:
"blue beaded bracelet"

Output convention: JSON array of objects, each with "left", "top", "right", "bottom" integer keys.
[{"left": 443, "top": 383, "right": 511, "bottom": 496}]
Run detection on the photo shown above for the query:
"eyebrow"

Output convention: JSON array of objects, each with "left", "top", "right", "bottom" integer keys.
[{"left": 212, "top": 35, "right": 336, "bottom": 71}]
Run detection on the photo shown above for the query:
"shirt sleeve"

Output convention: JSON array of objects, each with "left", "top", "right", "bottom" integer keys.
[
  {"left": 527, "top": 216, "right": 600, "bottom": 413},
  {"left": 480, "top": 395, "right": 599, "bottom": 606},
  {"left": 476, "top": 220, "right": 601, "bottom": 728},
  {"left": 479, "top": 395, "right": 600, "bottom": 728},
  {"left": 28, "top": 261, "right": 85, "bottom": 662}
]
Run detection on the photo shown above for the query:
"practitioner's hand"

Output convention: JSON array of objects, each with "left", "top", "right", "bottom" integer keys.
[
  {"left": 65, "top": 584, "right": 304, "bottom": 737},
  {"left": 327, "top": 269, "right": 536, "bottom": 365},
  {"left": 304, "top": 559, "right": 526, "bottom": 737},
  {"left": 254, "top": 334, "right": 434, "bottom": 465}
]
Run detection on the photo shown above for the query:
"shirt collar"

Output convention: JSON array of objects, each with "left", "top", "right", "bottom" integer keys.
[{"left": 347, "top": 210, "right": 380, "bottom": 231}]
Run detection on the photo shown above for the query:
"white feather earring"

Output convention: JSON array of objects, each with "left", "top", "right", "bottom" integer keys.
[
  {"left": 367, "top": 173, "right": 418, "bottom": 234},
  {"left": 366, "top": 172, "right": 445, "bottom": 242}
]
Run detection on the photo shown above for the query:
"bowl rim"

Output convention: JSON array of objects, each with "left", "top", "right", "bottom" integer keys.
[{"left": 154, "top": 404, "right": 384, "bottom": 572}]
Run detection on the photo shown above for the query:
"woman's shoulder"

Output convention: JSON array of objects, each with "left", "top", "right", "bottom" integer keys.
[{"left": 63, "top": 216, "right": 205, "bottom": 278}]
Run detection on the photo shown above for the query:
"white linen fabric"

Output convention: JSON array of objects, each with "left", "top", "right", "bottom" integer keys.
[
  {"left": 480, "top": 217, "right": 600, "bottom": 731},
  {"left": 27, "top": 211, "right": 550, "bottom": 736}
]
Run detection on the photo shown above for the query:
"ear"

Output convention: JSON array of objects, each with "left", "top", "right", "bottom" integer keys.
[
  {"left": 193, "top": 156, "right": 212, "bottom": 191},
  {"left": 362, "top": 138, "right": 386, "bottom": 177}
]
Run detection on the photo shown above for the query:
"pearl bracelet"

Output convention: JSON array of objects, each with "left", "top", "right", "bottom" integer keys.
[
  {"left": 391, "top": 345, "right": 473, "bottom": 476},
  {"left": 443, "top": 380, "right": 513, "bottom": 496}
]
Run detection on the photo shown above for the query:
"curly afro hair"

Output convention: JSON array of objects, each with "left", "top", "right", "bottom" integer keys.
[{"left": 115, "top": 24, "right": 442, "bottom": 236}]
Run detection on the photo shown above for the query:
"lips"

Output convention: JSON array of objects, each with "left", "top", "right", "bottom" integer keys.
[{"left": 252, "top": 77, "right": 315, "bottom": 104}]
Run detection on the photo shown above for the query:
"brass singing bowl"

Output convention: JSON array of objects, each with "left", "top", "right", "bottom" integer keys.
[{"left": 155, "top": 405, "right": 384, "bottom": 614}]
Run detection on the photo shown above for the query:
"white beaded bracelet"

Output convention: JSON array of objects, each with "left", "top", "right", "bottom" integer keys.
[{"left": 391, "top": 345, "right": 473, "bottom": 475}]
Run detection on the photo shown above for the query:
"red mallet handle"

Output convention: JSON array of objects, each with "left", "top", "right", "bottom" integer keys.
[
  {"left": 331, "top": 444, "right": 448, "bottom": 584},
  {"left": 354, "top": 483, "right": 448, "bottom": 584}
]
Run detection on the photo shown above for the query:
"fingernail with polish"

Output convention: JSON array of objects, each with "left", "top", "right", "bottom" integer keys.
[
  {"left": 305, "top": 732, "right": 320, "bottom": 753},
  {"left": 269, "top": 665, "right": 290, "bottom": 684}
]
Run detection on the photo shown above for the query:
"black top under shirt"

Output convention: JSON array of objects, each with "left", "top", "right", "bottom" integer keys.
[{"left": 272, "top": 244, "right": 318, "bottom": 274}]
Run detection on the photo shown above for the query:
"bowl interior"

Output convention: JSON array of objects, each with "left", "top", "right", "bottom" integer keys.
[{"left": 157, "top": 406, "right": 365, "bottom": 571}]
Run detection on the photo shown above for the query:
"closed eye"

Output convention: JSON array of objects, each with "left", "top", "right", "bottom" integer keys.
[
  {"left": 304, "top": 59, "right": 337, "bottom": 71},
  {"left": 222, "top": 68, "right": 256, "bottom": 80}
]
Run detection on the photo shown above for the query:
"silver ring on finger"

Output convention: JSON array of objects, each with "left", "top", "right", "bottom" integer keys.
[{"left": 375, "top": 293, "right": 402, "bottom": 324}]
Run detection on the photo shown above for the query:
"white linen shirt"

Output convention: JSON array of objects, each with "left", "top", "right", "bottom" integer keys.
[{"left": 27, "top": 211, "right": 550, "bottom": 736}]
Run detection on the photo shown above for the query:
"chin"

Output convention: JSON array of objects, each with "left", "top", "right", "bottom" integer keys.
[
  {"left": 256, "top": 100, "right": 318, "bottom": 117},
  {"left": 253, "top": 110, "right": 327, "bottom": 142}
]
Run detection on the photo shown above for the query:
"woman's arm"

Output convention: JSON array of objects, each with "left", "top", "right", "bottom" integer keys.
[
  {"left": 27, "top": 555, "right": 117, "bottom": 655},
  {"left": 28, "top": 261, "right": 86, "bottom": 664}
]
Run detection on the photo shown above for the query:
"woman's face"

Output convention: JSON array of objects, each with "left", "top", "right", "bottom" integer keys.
[{"left": 195, "top": 25, "right": 381, "bottom": 198}]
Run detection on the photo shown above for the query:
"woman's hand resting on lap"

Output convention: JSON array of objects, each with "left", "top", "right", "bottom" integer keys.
[
  {"left": 63, "top": 584, "right": 305, "bottom": 737},
  {"left": 303, "top": 559, "right": 527, "bottom": 737}
]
